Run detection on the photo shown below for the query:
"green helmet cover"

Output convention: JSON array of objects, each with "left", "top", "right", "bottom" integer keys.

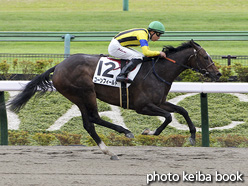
[{"left": 148, "top": 21, "right": 165, "bottom": 34}]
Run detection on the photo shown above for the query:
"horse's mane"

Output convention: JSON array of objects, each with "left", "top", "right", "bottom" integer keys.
[{"left": 163, "top": 41, "right": 201, "bottom": 55}]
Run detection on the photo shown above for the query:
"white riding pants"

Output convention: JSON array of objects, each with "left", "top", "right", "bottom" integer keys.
[{"left": 108, "top": 38, "right": 144, "bottom": 60}]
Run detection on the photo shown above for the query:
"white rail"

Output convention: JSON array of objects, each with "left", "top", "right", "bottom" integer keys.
[
  {"left": 1, "top": 81, "right": 248, "bottom": 93},
  {"left": 170, "top": 82, "right": 248, "bottom": 93}
]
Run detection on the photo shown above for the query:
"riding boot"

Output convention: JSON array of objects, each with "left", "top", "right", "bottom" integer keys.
[{"left": 116, "top": 58, "right": 142, "bottom": 83}]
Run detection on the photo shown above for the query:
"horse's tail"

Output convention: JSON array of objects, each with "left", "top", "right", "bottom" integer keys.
[{"left": 9, "top": 66, "right": 56, "bottom": 112}]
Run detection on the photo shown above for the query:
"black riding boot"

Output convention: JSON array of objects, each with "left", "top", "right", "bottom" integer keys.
[{"left": 116, "top": 58, "right": 142, "bottom": 83}]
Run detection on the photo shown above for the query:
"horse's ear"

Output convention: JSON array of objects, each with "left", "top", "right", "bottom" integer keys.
[{"left": 190, "top": 39, "right": 201, "bottom": 50}]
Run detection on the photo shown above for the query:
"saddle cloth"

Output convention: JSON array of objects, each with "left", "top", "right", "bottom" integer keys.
[{"left": 93, "top": 57, "right": 141, "bottom": 88}]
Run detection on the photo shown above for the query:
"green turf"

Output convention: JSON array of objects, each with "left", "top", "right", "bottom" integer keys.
[
  {"left": 1, "top": 0, "right": 246, "bottom": 32},
  {"left": 1, "top": 41, "right": 248, "bottom": 55},
  {"left": 0, "top": 0, "right": 247, "bottom": 55}
]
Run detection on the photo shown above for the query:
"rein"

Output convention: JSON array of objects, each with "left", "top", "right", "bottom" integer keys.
[
  {"left": 148, "top": 56, "right": 196, "bottom": 86},
  {"left": 164, "top": 47, "right": 214, "bottom": 74},
  {"left": 152, "top": 58, "right": 172, "bottom": 85},
  {"left": 149, "top": 48, "right": 213, "bottom": 85},
  {"left": 143, "top": 57, "right": 172, "bottom": 86}
]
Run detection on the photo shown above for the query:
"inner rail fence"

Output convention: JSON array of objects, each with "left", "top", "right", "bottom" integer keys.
[
  {"left": 0, "top": 53, "right": 248, "bottom": 78},
  {"left": 1, "top": 31, "right": 248, "bottom": 41}
]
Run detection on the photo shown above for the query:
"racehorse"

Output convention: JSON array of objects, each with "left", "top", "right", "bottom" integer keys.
[{"left": 9, "top": 40, "right": 221, "bottom": 160}]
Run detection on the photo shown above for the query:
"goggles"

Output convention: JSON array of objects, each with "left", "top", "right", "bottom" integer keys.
[{"left": 156, "top": 32, "right": 162, "bottom": 37}]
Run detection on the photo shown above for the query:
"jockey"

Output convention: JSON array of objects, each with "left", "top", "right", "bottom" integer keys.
[{"left": 108, "top": 21, "right": 166, "bottom": 83}]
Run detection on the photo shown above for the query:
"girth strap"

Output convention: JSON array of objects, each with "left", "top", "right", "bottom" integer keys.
[{"left": 119, "top": 60, "right": 129, "bottom": 109}]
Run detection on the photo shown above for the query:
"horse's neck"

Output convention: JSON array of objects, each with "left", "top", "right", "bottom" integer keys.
[
  {"left": 170, "top": 48, "right": 193, "bottom": 65},
  {"left": 160, "top": 48, "right": 194, "bottom": 81}
]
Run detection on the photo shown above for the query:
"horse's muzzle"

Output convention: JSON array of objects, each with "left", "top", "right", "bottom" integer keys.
[
  {"left": 216, "top": 72, "right": 222, "bottom": 78},
  {"left": 213, "top": 72, "right": 222, "bottom": 81}
]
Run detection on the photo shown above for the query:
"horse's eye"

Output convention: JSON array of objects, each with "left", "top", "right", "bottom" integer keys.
[{"left": 204, "top": 56, "right": 209, "bottom": 60}]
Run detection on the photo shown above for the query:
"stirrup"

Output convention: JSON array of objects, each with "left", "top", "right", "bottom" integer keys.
[{"left": 116, "top": 75, "right": 133, "bottom": 83}]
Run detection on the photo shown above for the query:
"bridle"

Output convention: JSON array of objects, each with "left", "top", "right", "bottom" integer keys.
[
  {"left": 149, "top": 47, "right": 215, "bottom": 85},
  {"left": 186, "top": 48, "right": 215, "bottom": 75}
]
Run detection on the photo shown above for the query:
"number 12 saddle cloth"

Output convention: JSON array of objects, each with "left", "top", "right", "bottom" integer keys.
[{"left": 93, "top": 57, "right": 141, "bottom": 88}]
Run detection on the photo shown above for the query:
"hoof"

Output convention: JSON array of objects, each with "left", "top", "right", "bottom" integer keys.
[
  {"left": 110, "top": 155, "right": 119, "bottom": 160},
  {"left": 142, "top": 128, "right": 155, "bottom": 135},
  {"left": 189, "top": 137, "right": 196, "bottom": 146},
  {"left": 142, "top": 128, "right": 150, "bottom": 135},
  {"left": 125, "top": 133, "right": 134, "bottom": 138}
]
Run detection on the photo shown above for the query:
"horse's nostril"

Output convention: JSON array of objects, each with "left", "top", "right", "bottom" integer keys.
[
  {"left": 217, "top": 72, "right": 222, "bottom": 77},
  {"left": 215, "top": 72, "right": 222, "bottom": 81}
]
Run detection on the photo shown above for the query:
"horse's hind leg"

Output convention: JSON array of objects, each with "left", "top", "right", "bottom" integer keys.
[
  {"left": 81, "top": 91, "right": 134, "bottom": 138},
  {"left": 80, "top": 107, "right": 119, "bottom": 160},
  {"left": 55, "top": 86, "right": 128, "bottom": 159},
  {"left": 64, "top": 85, "right": 133, "bottom": 137},
  {"left": 89, "top": 114, "right": 134, "bottom": 138}
]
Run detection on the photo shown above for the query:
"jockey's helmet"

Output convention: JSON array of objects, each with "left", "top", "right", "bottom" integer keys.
[{"left": 148, "top": 21, "right": 165, "bottom": 34}]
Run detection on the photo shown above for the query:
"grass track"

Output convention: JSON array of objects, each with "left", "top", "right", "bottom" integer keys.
[{"left": 11, "top": 92, "right": 248, "bottom": 147}]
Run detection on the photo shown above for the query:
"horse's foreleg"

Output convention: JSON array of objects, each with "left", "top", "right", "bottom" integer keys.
[
  {"left": 137, "top": 103, "right": 172, "bottom": 135},
  {"left": 160, "top": 102, "right": 196, "bottom": 145},
  {"left": 143, "top": 113, "right": 172, "bottom": 135},
  {"left": 139, "top": 102, "right": 196, "bottom": 145}
]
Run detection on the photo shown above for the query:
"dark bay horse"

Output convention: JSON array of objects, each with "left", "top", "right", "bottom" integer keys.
[{"left": 10, "top": 40, "right": 221, "bottom": 160}]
